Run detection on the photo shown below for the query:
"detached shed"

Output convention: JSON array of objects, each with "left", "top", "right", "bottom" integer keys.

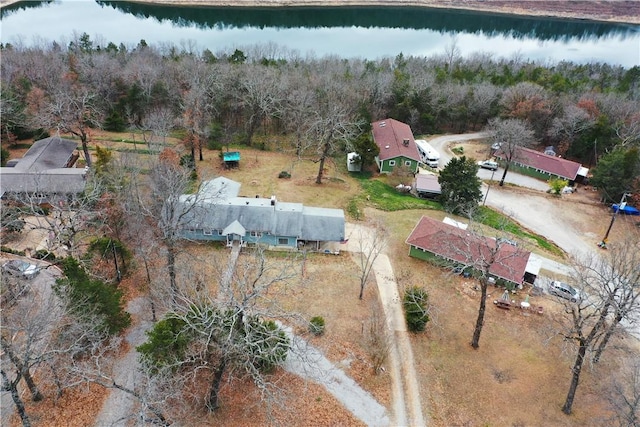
[
  {"left": 223, "top": 151, "right": 240, "bottom": 168},
  {"left": 415, "top": 173, "right": 441, "bottom": 199}
]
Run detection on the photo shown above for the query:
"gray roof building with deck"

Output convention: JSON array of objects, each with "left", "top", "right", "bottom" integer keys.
[
  {"left": 177, "top": 177, "right": 345, "bottom": 251},
  {"left": 0, "top": 137, "right": 87, "bottom": 204}
]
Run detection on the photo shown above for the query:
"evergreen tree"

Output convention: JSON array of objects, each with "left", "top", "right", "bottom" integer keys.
[
  {"left": 591, "top": 148, "right": 640, "bottom": 203},
  {"left": 54, "top": 257, "right": 131, "bottom": 335},
  {"left": 438, "top": 155, "right": 482, "bottom": 215}
]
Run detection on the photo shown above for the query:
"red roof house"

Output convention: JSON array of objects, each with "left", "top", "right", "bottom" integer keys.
[
  {"left": 371, "top": 118, "right": 420, "bottom": 173},
  {"left": 406, "top": 216, "right": 531, "bottom": 285},
  {"left": 495, "top": 147, "right": 587, "bottom": 181}
]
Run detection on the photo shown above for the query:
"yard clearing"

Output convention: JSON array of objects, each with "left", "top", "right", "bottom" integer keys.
[{"left": 5, "top": 134, "right": 638, "bottom": 426}]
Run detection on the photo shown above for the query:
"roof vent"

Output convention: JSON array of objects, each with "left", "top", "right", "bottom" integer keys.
[
  {"left": 403, "top": 138, "right": 409, "bottom": 146},
  {"left": 385, "top": 145, "right": 390, "bottom": 149},
  {"left": 380, "top": 121, "right": 386, "bottom": 127}
]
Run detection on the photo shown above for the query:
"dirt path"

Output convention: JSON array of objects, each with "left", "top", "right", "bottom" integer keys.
[
  {"left": 345, "top": 223, "right": 427, "bottom": 427},
  {"left": 94, "top": 298, "right": 153, "bottom": 427},
  {"left": 282, "top": 327, "right": 390, "bottom": 426}
]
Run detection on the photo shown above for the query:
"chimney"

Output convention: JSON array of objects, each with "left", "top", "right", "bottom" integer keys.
[
  {"left": 270, "top": 195, "right": 276, "bottom": 206},
  {"left": 403, "top": 138, "right": 409, "bottom": 146}
]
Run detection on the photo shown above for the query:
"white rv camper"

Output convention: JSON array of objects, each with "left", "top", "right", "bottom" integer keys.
[{"left": 415, "top": 139, "right": 440, "bottom": 168}]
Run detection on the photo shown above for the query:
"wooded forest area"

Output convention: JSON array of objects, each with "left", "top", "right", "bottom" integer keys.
[
  {"left": 1, "top": 33, "right": 640, "bottom": 426},
  {"left": 1, "top": 34, "right": 639, "bottom": 201}
]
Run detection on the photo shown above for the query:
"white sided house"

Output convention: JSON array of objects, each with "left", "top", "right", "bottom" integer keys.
[{"left": 176, "top": 177, "right": 345, "bottom": 253}]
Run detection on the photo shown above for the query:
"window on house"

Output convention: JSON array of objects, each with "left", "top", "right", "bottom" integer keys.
[
  {"left": 278, "top": 238, "right": 288, "bottom": 245},
  {"left": 250, "top": 231, "right": 262, "bottom": 237},
  {"left": 405, "top": 160, "right": 411, "bottom": 166},
  {"left": 389, "top": 160, "right": 396, "bottom": 166},
  {"left": 187, "top": 228, "right": 196, "bottom": 233},
  {"left": 217, "top": 229, "right": 223, "bottom": 235},
  {"left": 203, "top": 229, "right": 213, "bottom": 235}
]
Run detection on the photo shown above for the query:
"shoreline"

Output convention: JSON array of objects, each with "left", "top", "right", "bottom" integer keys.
[{"left": 2, "top": 0, "right": 639, "bottom": 24}]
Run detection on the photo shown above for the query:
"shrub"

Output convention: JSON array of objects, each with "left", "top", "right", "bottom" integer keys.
[
  {"left": 54, "top": 257, "right": 131, "bottom": 335},
  {"left": 346, "top": 198, "right": 362, "bottom": 220},
  {"left": 278, "top": 171, "right": 291, "bottom": 179},
  {"left": 137, "top": 316, "right": 190, "bottom": 373},
  {"left": 103, "top": 110, "right": 126, "bottom": 132},
  {"left": 1, "top": 146, "right": 9, "bottom": 166},
  {"left": 403, "top": 287, "right": 430, "bottom": 333},
  {"left": 309, "top": 316, "right": 326, "bottom": 336},
  {"left": 33, "top": 249, "right": 56, "bottom": 261},
  {"left": 87, "top": 237, "right": 132, "bottom": 276},
  {"left": 451, "top": 146, "right": 464, "bottom": 155},
  {"left": 1, "top": 246, "right": 25, "bottom": 256},
  {"left": 180, "top": 154, "right": 195, "bottom": 170},
  {"left": 548, "top": 177, "right": 569, "bottom": 195},
  {"left": 253, "top": 319, "right": 289, "bottom": 372}
]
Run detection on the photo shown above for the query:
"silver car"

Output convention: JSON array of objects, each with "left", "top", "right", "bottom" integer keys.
[
  {"left": 478, "top": 160, "right": 498, "bottom": 171},
  {"left": 548, "top": 280, "right": 580, "bottom": 302}
]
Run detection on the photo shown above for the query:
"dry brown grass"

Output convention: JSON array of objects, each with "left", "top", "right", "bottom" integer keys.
[
  {"left": 379, "top": 208, "right": 635, "bottom": 427},
  {"left": 5, "top": 135, "right": 636, "bottom": 427}
]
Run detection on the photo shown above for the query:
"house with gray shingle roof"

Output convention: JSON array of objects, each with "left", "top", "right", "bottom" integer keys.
[
  {"left": 0, "top": 137, "right": 87, "bottom": 205},
  {"left": 176, "top": 177, "right": 345, "bottom": 252},
  {"left": 371, "top": 118, "right": 420, "bottom": 174}
]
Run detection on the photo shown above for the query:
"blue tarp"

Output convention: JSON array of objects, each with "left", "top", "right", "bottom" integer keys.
[
  {"left": 612, "top": 204, "right": 640, "bottom": 216},
  {"left": 223, "top": 151, "right": 240, "bottom": 162}
]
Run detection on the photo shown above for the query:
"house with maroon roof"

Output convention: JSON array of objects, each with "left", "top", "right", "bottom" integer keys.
[
  {"left": 406, "top": 216, "right": 536, "bottom": 286},
  {"left": 495, "top": 146, "right": 588, "bottom": 183},
  {"left": 371, "top": 118, "right": 420, "bottom": 174}
]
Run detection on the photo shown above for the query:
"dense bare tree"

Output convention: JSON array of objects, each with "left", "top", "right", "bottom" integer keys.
[
  {"left": 0, "top": 268, "right": 110, "bottom": 426},
  {"left": 552, "top": 242, "right": 640, "bottom": 415},
  {"left": 485, "top": 117, "right": 535, "bottom": 186},
  {"left": 236, "top": 65, "right": 282, "bottom": 146},
  {"left": 2, "top": 172, "right": 106, "bottom": 258},
  {"left": 598, "top": 94, "right": 640, "bottom": 149},
  {"left": 467, "top": 82, "right": 501, "bottom": 129},
  {"left": 137, "top": 107, "right": 176, "bottom": 153},
  {"left": 501, "top": 81, "right": 553, "bottom": 140},
  {"left": 279, "top": 72, "right": 316, "bottom": 158},
  {"left": 177, "top": 58, "right": 221, "bottom": 161},
  {"left": 589, "top": 240, "right": 640, "bottom": 363},
  {"left": 606, "top": 359, "right": 640, "bottom": 427},
  {"left": 145, "top": 158, "right": 205, "bottom": 300},
  {"left": 434, "top": 218, "right": 529, "bottom": 349},
  {"left": 305, "top": 77, "right": 362, "bottom": 184},
  {"left": 352, "top": 220, "right": 388, "bottom": 300},
  {"left": 138, "top": 247, "right": 301, "bottom": 414},
  {"left": 27, "top": 80, "right": 103, "bottom": 167},
  {"left": 548, "top": 102, "right": 596, "bottom": 154}
]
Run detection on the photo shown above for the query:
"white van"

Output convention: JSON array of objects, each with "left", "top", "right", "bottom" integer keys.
[{"left": 415, "top": 139, "right": 439, "bottom": 168}]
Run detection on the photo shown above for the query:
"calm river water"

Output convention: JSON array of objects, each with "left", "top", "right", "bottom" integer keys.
[{"left": 1, "top": 0, "right": 639, "bottom": 67}]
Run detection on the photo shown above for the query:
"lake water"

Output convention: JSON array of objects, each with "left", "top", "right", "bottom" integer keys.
[{"left": 1, "top": 0, "right": 639, "bottom": 67}]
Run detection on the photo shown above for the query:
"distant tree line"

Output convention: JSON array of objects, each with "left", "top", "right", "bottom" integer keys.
[{"left": 0, "top": 33, "right": 638, "bottom": 197}]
